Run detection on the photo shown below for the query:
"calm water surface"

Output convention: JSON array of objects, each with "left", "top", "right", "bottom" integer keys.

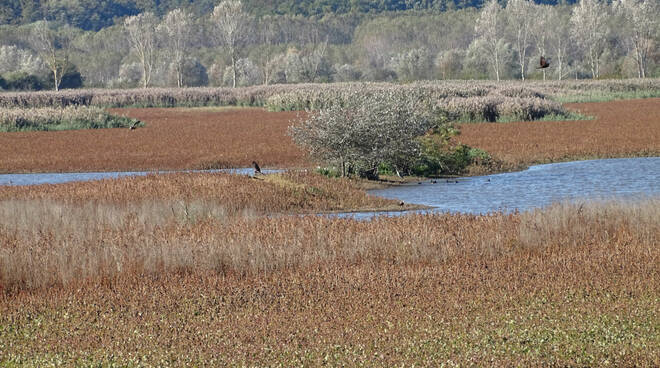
[
  {"left": 0, "top": 168, "right": 278, "bottom": 186},
  {"left": 368, "top": 157, "right": 660, "bottom": 215},
  {"left": 1, "top": 158, "right": 658, "bottom": 216}
]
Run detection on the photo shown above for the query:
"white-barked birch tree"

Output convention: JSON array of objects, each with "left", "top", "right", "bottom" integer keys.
[
  {"left": 474, "top": 0, "right": 505, "bottom": 81},
  {"left": 571, "top": 0, "right": 609, "bottom": 79},
  {"left": 159, "top": 8, "right": 195, "bottom": 87},
  {"left": 505, "top": 0, "right": 534, "bottom": 80},
  {"left": 124, "top": 12, "right": 158, "bottom": 88},
  {"left": 613, "top": 0, "right": 658, "bottom": 78},
  {"left": 213, "top": 0, "right": 251, "bottom": 88}
]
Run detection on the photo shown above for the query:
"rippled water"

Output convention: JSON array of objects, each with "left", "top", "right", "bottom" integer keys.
[
  {"left": 1, "top": 158, "right": 658, "bottom": 216},
  {"left": 368, "top": 157, "right": 660, "bottom": 215}
]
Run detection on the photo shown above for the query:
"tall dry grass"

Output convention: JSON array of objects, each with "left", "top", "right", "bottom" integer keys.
[
  {"left": 0, "top": 107, "right": 309, "bottom": 173},
  {"left": 0, "top": 106, "right": 139, "bottom": 132},
  {"left": 0, "top": 184, "right": 657, "bottom": 292},
  {"left": 0, "top": 188, "right": 657, "bottom": 365},
  {"left": 458, "top": 98, "right": 660, "bottom": 166},
  {"left": 0, "top": 79, "right": 657, "bottom": 109}
]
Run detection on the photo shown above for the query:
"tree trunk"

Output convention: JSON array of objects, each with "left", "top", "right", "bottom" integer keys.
[
  {"left": 231, "top": 51, "right": 237, "bottom": 88},
  {"left": 53, "top": 69, "right": 59, "bottom": 91},
  {"left": 494, "top": 51, "right": 500, "bottom": 82}
]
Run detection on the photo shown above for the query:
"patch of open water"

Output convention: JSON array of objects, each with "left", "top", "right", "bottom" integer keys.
[
  {"left": 1, "top": 157, "right": 658, "bottom": 217},
  {"left": 0, "top": 168, "right": 279, "bottom": 186},
  {"left": 364, "top": 157, "right": 660, "bottom": 216}
]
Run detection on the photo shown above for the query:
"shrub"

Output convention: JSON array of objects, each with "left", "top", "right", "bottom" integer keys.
[
  {"left": 0, "top": 106, "right": 141, "bottom": 132},
  {"left": 289, "top": 88, "right": 448, "bottom": 179}
]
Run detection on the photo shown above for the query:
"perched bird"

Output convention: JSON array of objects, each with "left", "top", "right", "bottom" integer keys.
[
  {"left": 536, "top": 56, "right": 550, "bottom": 69},
  {"left": 129, "top": 121, "right": 139, "bottom": 130},
  {"left": 252, "top": 161, "right": 262, "bottom": 175},
  {"left": 399, "top": 201, "right": 405, "bottom": 206}
]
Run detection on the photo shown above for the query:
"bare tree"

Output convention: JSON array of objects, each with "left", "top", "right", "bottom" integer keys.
[
  {"left": 547, "top": 6, "right": 573, "bottom": 80},
  {"left": 124, "top": 12, "right": 158, "bottom": 88},
  {"left": 256, "top": 16, "right": 278, "bottom": 85},
  {"left": 213, "top": 0, "right": 251, "bottom": 88},
  {"left": 30, "top": 20, "right": 75, "bottom": 91},
  {"left": 531, "top": 4, "right": 552, "bottom": 81},
  {"left": 159, "top": 8, "right": 194, "bottom": 87},
  {"left": 304, "top": 37, "right": 328, "bottom": 82},
  {"left": 613, "top": 0, "right": 658, "bottom": 78},
  {"left": 505, "top": 0, "right": 534, "bottom": 80},
  {"left": 474, "top": 0, "right": 506, "bottom": 81},
  {"left": 571, "top": 0, "right": 609, "bottom": 79}
]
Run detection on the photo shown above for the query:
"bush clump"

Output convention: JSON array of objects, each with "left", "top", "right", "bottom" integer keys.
[
  {"left": 289, "top": 88, "right": 489, "bottom": 179},
  {"left": 0, "top": 106, "right": 142, "bottom": 132}
]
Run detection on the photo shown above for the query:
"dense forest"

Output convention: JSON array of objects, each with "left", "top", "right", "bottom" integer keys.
[
  {"left": 0, "top": 0, "right": 657, "bottom": 91},
  {"left": 1, "top": 0, "right": 579, "bottom": 30}
]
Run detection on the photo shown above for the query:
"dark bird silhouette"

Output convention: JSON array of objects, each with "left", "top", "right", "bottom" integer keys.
[
  {"left": 252, "top": 161, "right": 262, "bottom": 175},
  {"left": 536, "top": 56, "right": 550, "bottom": 69},
  {"left": 129, "top": 121, "right": 139, "bottom": 130}
]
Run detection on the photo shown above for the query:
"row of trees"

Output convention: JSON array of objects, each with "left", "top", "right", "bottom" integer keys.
[
  {"left": 0, "top": 0, "right": 658, "bottom": 91},
  {"left": 474, "top": 0, "right": 657, "bottom": 81}
]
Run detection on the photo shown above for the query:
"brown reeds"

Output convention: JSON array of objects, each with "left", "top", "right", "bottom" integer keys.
[
  {"left": 0, "top": 107, "right": 309, "bottom": 173},
  {"left": 457, "top": 98, "right": 660, "bottom": 166},
  {"left": 0, "top": 196, "right": 657, "bottom": 365},
  {"left": 1, "top": 98, "right": 657, "bottom": 173},
  {"left": 0, "top": 79, "right": 656, "bottom": 108}
]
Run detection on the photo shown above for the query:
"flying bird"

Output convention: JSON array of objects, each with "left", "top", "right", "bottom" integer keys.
[
  {"left": 252, "top": 161, "right": 262, "bottom": 175},
  {"left": 536, "top": 56, "right": 550, "bottom": 69}
]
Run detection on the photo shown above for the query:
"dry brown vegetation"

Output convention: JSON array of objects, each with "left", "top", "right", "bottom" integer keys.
[
  {"left": 1, "top": 94, "right": 659, "bottom": 365},
  {"left": 0, "top": 107, "right": 308, "bottom": 173},
  {"left": 457, "top": 98, "right": 660, "bottom": 167},
  {"left": 0, "top": 194, "right": 658, "bottom": 365},
  {"left": 0, "top": 99, "right": 658, "bottom": 174}
]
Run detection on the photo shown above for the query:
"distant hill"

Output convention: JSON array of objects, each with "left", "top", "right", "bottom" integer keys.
[{"left": 0, "top": 0, "right": 576, "bottom": 31}]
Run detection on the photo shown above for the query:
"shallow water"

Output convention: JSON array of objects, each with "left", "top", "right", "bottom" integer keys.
[
  {"left": 0, "top": 168, "right": 278, "bottom": 186},
  {"left": 367, "top": 157, "right": 660, "bottom": 216},
  {"left": 1, "top": 158, "right": 658, "bottom": 216}
]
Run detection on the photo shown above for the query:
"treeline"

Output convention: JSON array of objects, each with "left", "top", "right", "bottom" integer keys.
[
  {"left": 0, "top": 0, "right": 579, "bottom": 31},
  {"left": 0, "top": 0, "right": 657, "bottom": 92}
]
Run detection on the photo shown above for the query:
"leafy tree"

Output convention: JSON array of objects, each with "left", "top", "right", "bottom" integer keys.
[
  {"left": 473, "top": 0, "right": 507, "bottom": 81},
  {"left": 289, "top": 88, "right": 447, "bottom": 179},
  {"left": 159, "top": 8, "right": 195, "bottom": 87},
  {"left": 571, "top": 0, "right": 609, "bottom": 79},
  {"left": 29, "top": 20, "right": 77, "bottom": 91},
  {"left": 213, "top": 0, "right": 252, "bottom": 88},
  {"left": 124, "top": 12, "right": 158, "bottom": 88},
  {"left": 613, "top": 0, "right": 658, "bottom": 78},
  {"left": 505, "top": 0, "right": 534, "bottom": 80}
]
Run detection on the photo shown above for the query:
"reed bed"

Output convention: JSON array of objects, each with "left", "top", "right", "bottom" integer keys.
[
  {"left": 0, "top": 98, "right": 657, "bottom": 173},
  {"left": 457, "top": 98, "right": 660, "bottom": 166},
  {"left": 0, "top": 79, "right": 657, "bottom": 109},
  {"left": 0, "top": 196, "right": 657, "bottom": 365},
  {"left": 0, "top": 106, "right": 139, "bottom": 132},
  {"left": 0, "top": 171, "right": 399, "bottom": 215},
  {"left": 0, "top": 107, "right": 308, "bottom": 173}
]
